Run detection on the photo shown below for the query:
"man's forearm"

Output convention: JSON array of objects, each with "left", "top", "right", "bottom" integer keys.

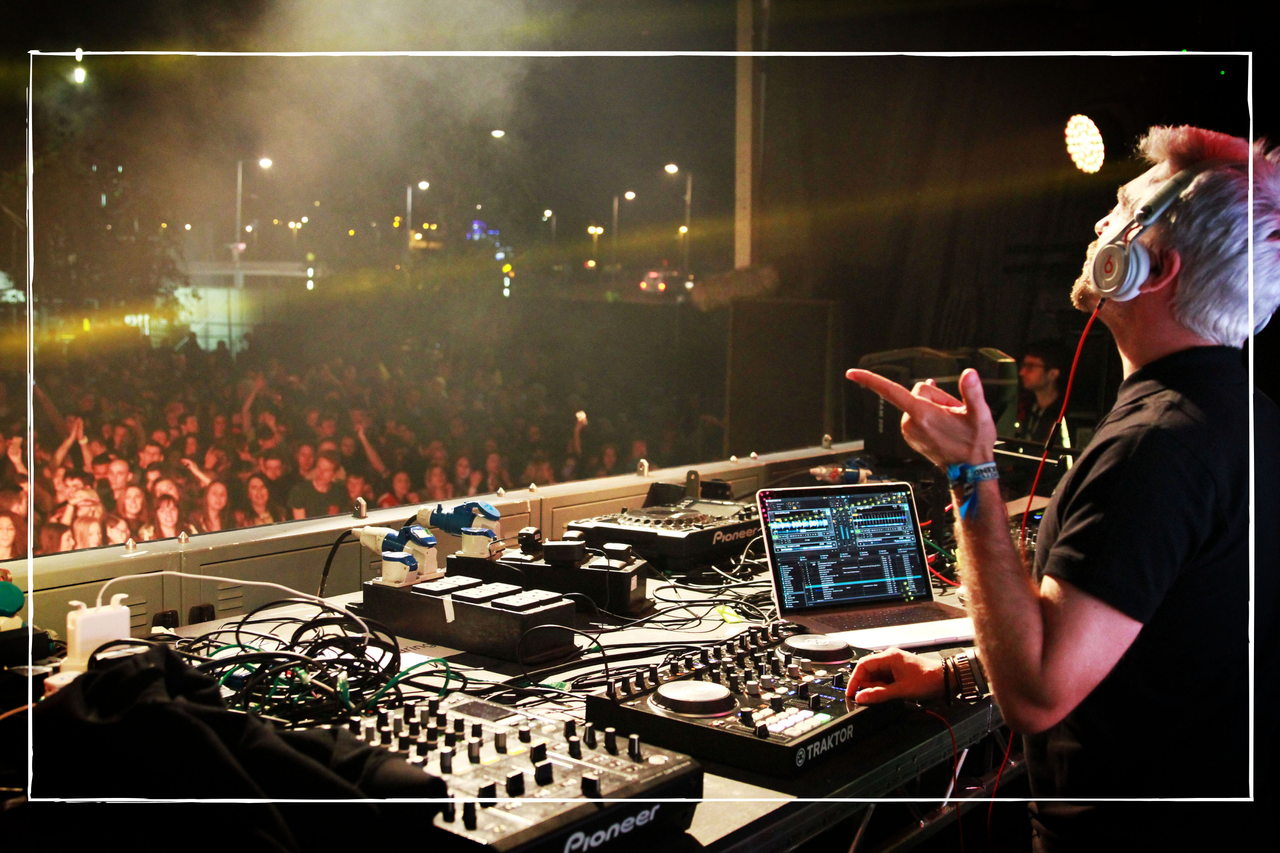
[{"left": 954, "top": 479, "right": 1054, "bottom": 729}]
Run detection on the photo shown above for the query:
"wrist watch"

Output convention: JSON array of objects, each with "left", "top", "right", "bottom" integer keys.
[{"left": 952, "top": 652, "right": 982, "bottom": 702}]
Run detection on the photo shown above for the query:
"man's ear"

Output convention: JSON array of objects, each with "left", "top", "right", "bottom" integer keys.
[
  {"left": 1139, "top": 246, "right": 1182, "bottom": 294},
  {"left": 1047, "top": 368, "right": 1061, "bottom": 386}
]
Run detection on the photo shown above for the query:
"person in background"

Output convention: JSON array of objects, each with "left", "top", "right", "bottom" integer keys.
[
  {"left": 424, "top": 465, "right": 454, "bottom": 501},
  {"left": 0, "top": 510, "right": 25, "bottom": 563},
  {"left": 377, "top": 471, "right": 419, "bottom": 509},
  {"left": 190, "top": 480, "right": 234, "bottom": 534},
  {"left": 483, "top": 452, "right": 512, "bottom": 494},
  {"left": 71, "top": 517, "right": 103, "bottom": 550},
  {"left": 118, "top": 485, "right": 152, "bottom": 536},
  {"left": 102, "top": 514, "right": 131, "bottom": 545},
  {"left": 38, "top": 522, "right": 71, "bottom": 555},
  {"left": 1014, "top": 339, "right": 1070, "bottom": 448},
  {"left": 465, "top": 467, "right": 485, "bottom": 497},
  {"left": 237, "top": 473, "right": 285, "bottom": 527},
  {"left": 344, "top": 470, "right": 373, "bottom": 508},
  {"left": 137, "top": 494, "right": 192, "bottom": 541},
  {"left": 452, "top": 456, "right": 472, "bottom": 496},
  {"left": 287, "top": 451, "right": 341, "bottom": 520},
  {"left": 105, "top": 458, "right": 133, "bottom": 512},
  {"left": 258, "top": 450, "right": 292, "bottom": 508}
]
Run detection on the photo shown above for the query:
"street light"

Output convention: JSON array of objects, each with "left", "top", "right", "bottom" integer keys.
[
  {"left": 612, "top": 191, "right": 635, "bottom": 272},
  {"left": 664, "top": 164, "right": 692, "bottom": 275},
  {"left": 588, "top": 225, "right": 603, "bottom": 260},
  {"left": 234, "top": 157, "right": 272, "bottom": 288},
  {"left": 542, "top": 209, "right": 557, "bottom": 243},
  {"left": 406, "top": 180, "right": 430, "bottom": 251}
]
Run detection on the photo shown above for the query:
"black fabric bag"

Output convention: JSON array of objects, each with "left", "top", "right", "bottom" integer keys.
[{"left": 24, "top": 645, "right": 450, "bottom": 851}]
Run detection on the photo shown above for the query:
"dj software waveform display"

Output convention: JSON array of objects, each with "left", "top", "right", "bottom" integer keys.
[{"left": 761, "top": 487, "right": 928, "bottom": 611}]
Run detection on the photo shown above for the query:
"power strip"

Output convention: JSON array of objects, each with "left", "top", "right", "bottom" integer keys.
[{"left": 355, "top": 577, "right": 577, "bottom": 663}]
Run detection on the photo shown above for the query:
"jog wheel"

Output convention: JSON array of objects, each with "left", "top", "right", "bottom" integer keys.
[
  {"left": 650, "top": 681, "right": 738, "bottom": 717},
  {"left": 783, "top": 634, "right": 855, "bottom": 664}
]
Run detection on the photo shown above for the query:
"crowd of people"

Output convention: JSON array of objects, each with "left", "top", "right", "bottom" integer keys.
[{"left": 0, "top": 326, "right": 726, "bottom": 564}]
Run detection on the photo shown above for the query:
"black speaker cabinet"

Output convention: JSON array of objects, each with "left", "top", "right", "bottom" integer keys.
[{"left": 725, "top": 299, "right": 839, "bottom": 457}]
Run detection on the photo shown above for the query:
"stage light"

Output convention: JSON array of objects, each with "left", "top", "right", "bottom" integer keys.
[{"left": 1065, "top": 115, "right": 1105, "bottom": 173}]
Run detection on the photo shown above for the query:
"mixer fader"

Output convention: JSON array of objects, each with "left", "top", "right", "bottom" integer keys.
[{"left": 350, "top": 695, "right": 702, "bottom": 851}]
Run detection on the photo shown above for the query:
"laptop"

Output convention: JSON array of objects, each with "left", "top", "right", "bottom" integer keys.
[{"left": 757, "top": 482, "right": 973, "bottom": 650}]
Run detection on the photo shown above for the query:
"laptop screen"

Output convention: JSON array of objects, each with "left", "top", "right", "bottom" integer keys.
[{"left": 757, "top": 483, "right": 934, "bottom": 616}]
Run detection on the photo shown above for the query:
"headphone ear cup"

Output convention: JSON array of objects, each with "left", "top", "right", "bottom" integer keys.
[
  {"left": 1120, "top": 242, "right": 1151, "bottom": 301},
  {"left": 1092, "top": 240, "right": 1149, "bottom": 302}
]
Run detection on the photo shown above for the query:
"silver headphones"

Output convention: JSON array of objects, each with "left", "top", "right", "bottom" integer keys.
[{"left": 1091, "top": 160, "right": 1226, "bottom": 302}]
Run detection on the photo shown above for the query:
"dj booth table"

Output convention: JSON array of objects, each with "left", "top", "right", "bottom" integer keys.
[
  {"left": 23, "top": 443, "right": 1025, "bottom": 850},
  {"left": 247, "top": 581, "right": 1019, "bottom": 853}
]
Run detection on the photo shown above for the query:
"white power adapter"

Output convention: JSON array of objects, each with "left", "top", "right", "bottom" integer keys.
[{"left": 62, "top": 594, "right": 131, "bottom": 673}]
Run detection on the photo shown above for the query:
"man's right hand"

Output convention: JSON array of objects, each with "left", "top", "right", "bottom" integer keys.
[
  {"left": 845, "top": 368, "right": 996, "bottom": 469},
  {"left": 847, "top": 648, "right": 945, "bottom": 704}
]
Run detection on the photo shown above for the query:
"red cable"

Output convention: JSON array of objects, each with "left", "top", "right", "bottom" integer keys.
[
  {"left": 986, "top": 728, "right": 1016, "bottom": 842},
  {"left": 1019, "top": 301, "right": 1104, "bottom": 557},
  {"left": 923, "top": 708, "right": 964, "bottom": 853},
  {"left": 928, "top": 562, "right": 962, "bottom": 587}
]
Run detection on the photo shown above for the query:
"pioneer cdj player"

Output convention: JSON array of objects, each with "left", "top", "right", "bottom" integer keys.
[{"left": 567, "top": 483, "right": 761, "bottom": 572}]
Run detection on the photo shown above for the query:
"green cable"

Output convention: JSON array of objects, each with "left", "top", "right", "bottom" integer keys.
[
  {"left": 921, "top": 534, "right": 956, "bottom": 561},
  {"left": 368, "top": 657, "right": 456, "bottom": 706}
]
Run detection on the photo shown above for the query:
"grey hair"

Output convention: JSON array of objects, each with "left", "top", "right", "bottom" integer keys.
[{"left": 1138, "top": 126, "right": 1280, "bottom": 346}]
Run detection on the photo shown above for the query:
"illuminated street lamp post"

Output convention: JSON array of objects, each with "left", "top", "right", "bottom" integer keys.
[
  {"left": 588, "top": 225, "right": 603, "bottom": 261},
  {"left": 611, "top": 190, "right": 635, "bottom": 273},
  {"left": 406, "top": 180, "right": 429, "bottom": 251},
  {"left": 543, "top": 209, "right": 557, "bottom": 244},
  {"left": 664, "top": 164, "right": 692, "bottom": 275},
  {"left": 234, "top": 157, "right": 271, "bottom": 288}
]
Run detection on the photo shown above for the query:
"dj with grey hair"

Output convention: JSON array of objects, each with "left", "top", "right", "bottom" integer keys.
[{"left": 847, "top": 126, "right": 1280, "bottom": 850}]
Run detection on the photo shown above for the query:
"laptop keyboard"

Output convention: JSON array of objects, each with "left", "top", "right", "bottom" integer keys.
[{"left": 818, "top": 603, "right": 964, "bottom": 631}]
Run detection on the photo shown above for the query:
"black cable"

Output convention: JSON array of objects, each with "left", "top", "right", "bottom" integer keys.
[
  {"left": 317, "top": 528, "right": 355, "bottom": 598},
  {"left": 171, "top": 597, "right": 410, "bottom": 727},
  {"left": 514, "top": 624, "right": 614, "bottom": 686},
  {"left": 86, "top": 638, "right": 214, "bottom": 667}
]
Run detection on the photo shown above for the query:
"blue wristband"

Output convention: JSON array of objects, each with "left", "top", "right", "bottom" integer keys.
[{"left": 947, "top": 462, "right": 999, "bottom": 520}]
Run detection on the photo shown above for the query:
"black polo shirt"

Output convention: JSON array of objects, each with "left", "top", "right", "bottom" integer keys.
[{"left": 1024, "top": 346, "right": 1278, "bottom": 844}]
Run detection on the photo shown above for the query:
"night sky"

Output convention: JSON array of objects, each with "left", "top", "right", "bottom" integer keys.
[
  {"left": 3, "top": 1, "right": 1276, "bottom": 405},
  {"left": 5, "top": 2, "right": 1273, "bottom": 263}
]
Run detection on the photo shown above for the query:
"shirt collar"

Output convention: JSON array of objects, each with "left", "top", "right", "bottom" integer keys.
[{"left": 1115, "top": 346, "right": 1244, "bottom": 408}]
